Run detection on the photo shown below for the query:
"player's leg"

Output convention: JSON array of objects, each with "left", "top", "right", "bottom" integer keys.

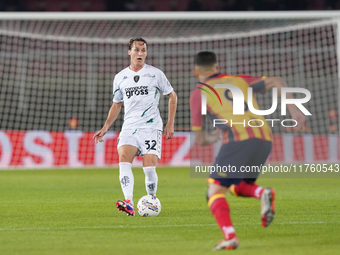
[
  {"left": 229, "top": 140, "right": 268, "bottom": 200},
  {"left": 229, "top": 139, "right": 275, "bottom": 227},
  {"left": 118, "top": 144, "right": 139, "bottom": 203},
  {"left": 229, "top": 178, "right": 263, "bottom": 199},
  {"left": 207, "top": 141, "right": 251, "bottom": 250},
  {"left": 249, "top": 140, "right": 275, "bottom": 227},
  {"left": 143, "top": 154, "right": 158, "bottom": 196},
  {"left": 116, "top": 130, "right": 140, "bottom": 216},
  {"left": 230, "top": 179, "right": 276, "bottom": 227},
  {"left": 230, "top": 178, "right": 275, "bottom": 227},
  {"left": 207, "top": 182, "right": 238, "bottom": 251},
  {"left": 140, "top": 129, "right": 162, "bottom": 196}
]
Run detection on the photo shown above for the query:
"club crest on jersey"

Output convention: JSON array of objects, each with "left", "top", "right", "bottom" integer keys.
[{"left": 134, "top": 75, "right": 140, "bottom": 83}]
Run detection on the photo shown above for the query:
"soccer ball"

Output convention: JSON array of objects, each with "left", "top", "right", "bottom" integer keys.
[{"left": 137, "top": 195, "right": 161, "bottom": 217}]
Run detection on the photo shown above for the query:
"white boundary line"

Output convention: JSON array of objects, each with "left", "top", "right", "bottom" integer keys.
[{"left": 0, "top": 222, "right": 332, "bottom": 231}]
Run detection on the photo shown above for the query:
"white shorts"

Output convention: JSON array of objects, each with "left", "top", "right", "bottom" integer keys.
[{"left": 117, "top": 129, "right": 162, "bottom": 159}]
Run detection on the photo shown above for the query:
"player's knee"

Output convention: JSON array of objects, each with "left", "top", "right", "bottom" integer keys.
[
  {"left": 119, "top": 154, "right": 131, "bottom": 163},
  {"left": 207, "top": 183, "right": 228, "bottom": 199},
  {"left": 118, "top": 146, "right": 138, "bottom": 163},
  {"left": 143, "top": 154, "right": 158, "bottom": 167}
]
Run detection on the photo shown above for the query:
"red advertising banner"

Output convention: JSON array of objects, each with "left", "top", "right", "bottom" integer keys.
[{"left": 0, "top": 131, "right": 338, "bottom": 169}]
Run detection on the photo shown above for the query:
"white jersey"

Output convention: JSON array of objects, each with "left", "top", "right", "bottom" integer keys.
[{"left": 112, "top": 64, "right": 173, "bottom": 131}]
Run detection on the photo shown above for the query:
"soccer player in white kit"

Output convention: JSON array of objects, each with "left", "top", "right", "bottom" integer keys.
[{"left": 93, "top": 38, "right": 177, "bottom": 216}]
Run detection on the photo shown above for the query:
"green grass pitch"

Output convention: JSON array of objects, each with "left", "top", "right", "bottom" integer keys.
[{"left": 0, "top": 167, "right": 339, "bottom": 255}]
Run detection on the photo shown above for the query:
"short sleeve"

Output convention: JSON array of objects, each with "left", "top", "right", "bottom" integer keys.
[
  {"left": 157, "top": 70, "right": 173, "bottom": 95},
  {"left": 190, "top": 88, "right": 203, "bottom": 131},
  {"left": 112, "top": 76, "right": 123, "bottom": 103}
]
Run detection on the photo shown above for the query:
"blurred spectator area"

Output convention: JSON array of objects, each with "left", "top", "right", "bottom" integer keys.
[{"left": 1, "top": 0, "right": 340, "bottom": 12}]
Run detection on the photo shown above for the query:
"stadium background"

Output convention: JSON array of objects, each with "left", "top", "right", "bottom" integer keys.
[
  {"left": 0, "top": 3, "right": 340, "bottom": 255},
  {"left": 0, "top": 2, "right": 339, "bottom": 168}
]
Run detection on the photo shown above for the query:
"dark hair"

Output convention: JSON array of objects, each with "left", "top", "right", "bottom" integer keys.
[
  {"left": 194, "top": 51, "right": 217, "bottom": 66},
  {"left": 128, "top": 38, "right": 148, "bottom": 50}
]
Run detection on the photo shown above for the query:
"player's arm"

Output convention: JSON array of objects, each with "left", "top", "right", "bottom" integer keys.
[
  {"left": 263, "top": 77, "right": 306, "bottom": 129},
  {"left": 195, "top": 129, "right": 221, "bottom": 146},
  {"left": 164, "top": 90, "right": 177, "bottom": 140},
  {"left": 93, "top": 102, "right": 122, "bottom": 143},
  {"left": 189, "top": 87, "right": 221, "bottom": 146}
]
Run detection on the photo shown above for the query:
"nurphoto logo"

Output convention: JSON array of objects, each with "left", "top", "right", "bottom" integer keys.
[{"left": 198, "top": 83, "right": 312, "bottom": 128}]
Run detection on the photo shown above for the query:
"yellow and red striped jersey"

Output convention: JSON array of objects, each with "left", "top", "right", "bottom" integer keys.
[{"left": 190, "top": 73, "right": 272, "bottom": 143}]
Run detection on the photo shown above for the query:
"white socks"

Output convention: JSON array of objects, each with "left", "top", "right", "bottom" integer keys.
[
  {"left": 143, "top": 166, "right": 158, "bottom": 196},
  {"left": 119, "top": 163, "right": 158, "bottom": 203},
  {"left": 119, "top": 162, "right": 134, "bottom": 204}
]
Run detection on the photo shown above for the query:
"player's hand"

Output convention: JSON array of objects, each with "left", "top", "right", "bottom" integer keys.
[
  {"left": 163, "top": 123, "right": 174, "bottom": 140},
  {"left": 288, "top": 106, "right": 306, "bottom": 130},
  {"left": 93, "top": 126, "right": 109, "bottom": 143}
]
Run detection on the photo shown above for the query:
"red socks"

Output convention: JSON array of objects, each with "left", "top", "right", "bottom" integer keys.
[
  {"left": 230, "top": 180, "right": 263, "bottom": 199},
  {"left": 208, "top": 182, "right": 264, "bottom": 240},
  {"left": 208, "top": 194, "right": 235, "bottom": 240}
]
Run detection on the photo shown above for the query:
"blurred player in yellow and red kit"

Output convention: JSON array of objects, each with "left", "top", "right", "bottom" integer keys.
[{"left": 190, "top": 51, "right": 306, "bottom": 250}]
